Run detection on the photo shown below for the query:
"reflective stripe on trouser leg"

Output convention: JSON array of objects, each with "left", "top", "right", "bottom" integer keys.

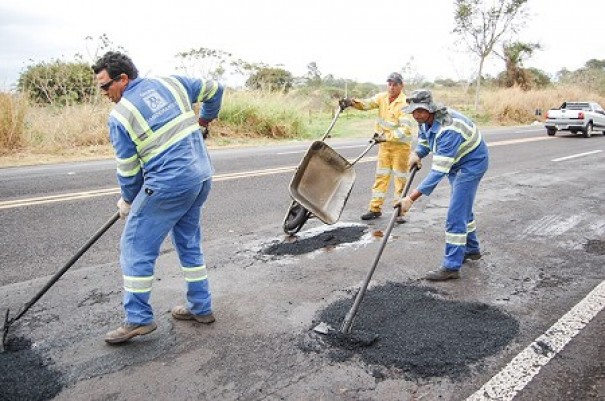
[
  {"left": 465, "top": 217, "right": 480, "bottom": 254},
  {"left": 369, "top": 142, "right": 410, "bottom": 212},
  {"left": 442, "top": 170, "right": 482, "bottom": 270},
  {"left": 172, "top": 179, "right": 212, "bottom": 316},
  {"left": 121, "top": 180, "right": 207, "bottom": 325}
]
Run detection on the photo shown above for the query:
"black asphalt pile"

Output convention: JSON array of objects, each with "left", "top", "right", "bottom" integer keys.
[
  {"left": 0, "top": 336, "right": 64, "bottom": 401},
  {"left": 301, "top": 282, "right": 519, "bottom": 380},
  {"left": 262, "top": 226, "right": 367, "bottom": 256},
  {"left": 585, "top": 239, "right": 605, "bottom": 255}
]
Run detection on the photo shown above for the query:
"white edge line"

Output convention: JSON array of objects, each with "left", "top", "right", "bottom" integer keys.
[
  {"left": 0, "top": 157, "right": 379, "bottom": 209},
  {"left": 551, "top": 149, "right": 603, "bottom": 162},
  {"left": 466, "top": 280, "right": 605, "bottom": 401}
]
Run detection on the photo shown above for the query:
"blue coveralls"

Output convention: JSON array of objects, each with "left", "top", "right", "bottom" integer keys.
[
  {"left": 414, "top": 109, "right": 489, "bottom": 271},
  {"left": 108, "top": 76, "right": 223, "bottom": 325}
]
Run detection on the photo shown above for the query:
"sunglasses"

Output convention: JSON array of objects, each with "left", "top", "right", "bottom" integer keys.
[{"left": 99, "top": 75, "right": 121, "bottom": 92}]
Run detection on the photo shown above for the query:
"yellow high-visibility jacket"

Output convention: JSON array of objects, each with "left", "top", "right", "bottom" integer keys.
[{"left": 352, "top": 92, "right": 414, "bottom": 144}]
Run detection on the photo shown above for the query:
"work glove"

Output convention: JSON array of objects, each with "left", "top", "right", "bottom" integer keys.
[
  {"left": 393, "top": 196, "right": 414, "bottom": 215},
  {"left": 372, "top": 132, "right": 387, "bottom": 143},
  {"left": 408, "top": 152, "right": 422, "bottom": 170},
  {"left": 199, "top": 117, "right": 210, "bottom": 140},
  {"left": 339, "top": 97, "right": 353, "bottom": 110},
  {"left": 117, "top": 197, "right": 131, "bottom": 220}
]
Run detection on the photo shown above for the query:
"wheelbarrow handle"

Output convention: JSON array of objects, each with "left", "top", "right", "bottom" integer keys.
[{"left": 320, "top": 106, "right": 343, "bottom": 142}]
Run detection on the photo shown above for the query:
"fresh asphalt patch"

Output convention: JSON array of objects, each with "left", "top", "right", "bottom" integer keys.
[
  {"left": 300, "top": 282, "right": 519, "bottom": 381},
  {"left": 585, "top": 239, "right": 605, "bottom": 255},
  {"left": 262, "top": 225, "right": 367, "bottom": 256},
  {"left": 0, "top": 336, "right": 64, "bottom": 401}
]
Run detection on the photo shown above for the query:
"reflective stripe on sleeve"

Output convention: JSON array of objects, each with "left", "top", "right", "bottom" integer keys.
[
  {"left": 181, "top": 265, "right": 208, "bottom": 282},
  {"left": 432, "top": 155, "right": 455, "bottom": 173},
  {"left": 123, "top": 275, "right": 154, "bottom": 293},
  {"left": 445, "top": 231, "right": 467, "bottom": 246},
  {"left": 116, "top": 154, "right": 141, "bottom": 177},
  {"left": 198, "top": 80, "right": 219, "bottom": 103}
]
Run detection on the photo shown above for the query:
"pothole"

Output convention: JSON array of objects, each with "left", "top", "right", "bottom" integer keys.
[
  {"left": 262, "top": 225, "right": 367, "bottom": 256},
  {"left": 0, "top": 336, "right": 64, "bottom": 400},
  {"left": 300, "top": 282, "right": 519, "bottom": 380},
  {"left": 585, "top": 239, "right": 605, "bottom": 255}
]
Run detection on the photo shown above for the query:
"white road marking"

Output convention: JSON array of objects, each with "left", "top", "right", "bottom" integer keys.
[
  {"left": 0, "top": 135, "right": 564, "bottom": 210},
  {"left": 466, "top": 280, "right": 605, "bottom": 401},
  {"left": 0, "top": 157, "right": 379, "bottom": 210},
  {"left": 521, "top": 214, "right": 584, "bottom": 238},
  {"left": 551, "top": 149, "right": 603, "bottom": 162},
  {"left": 486, "top": 136, "right": 554, "bottom": 147}
]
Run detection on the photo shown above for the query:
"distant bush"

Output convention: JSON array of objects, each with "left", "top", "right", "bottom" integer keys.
[
  {"left": 0, "top": 93, "right": 27, "bottom": 153},
  {"left": 18, "top": 60, "right": 96, "bottom": 106},
  {"left": 216, "top": 90, "right": 308, "bottom": 139}
]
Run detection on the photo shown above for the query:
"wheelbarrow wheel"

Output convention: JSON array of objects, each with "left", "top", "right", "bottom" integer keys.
[{"left": 283, "top": 202, "right": 311, "bottom": 235}]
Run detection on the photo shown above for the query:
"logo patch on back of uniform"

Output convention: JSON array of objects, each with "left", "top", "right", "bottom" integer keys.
[{"left": 141, "top": 90, "right": 168, "bottom": 111}]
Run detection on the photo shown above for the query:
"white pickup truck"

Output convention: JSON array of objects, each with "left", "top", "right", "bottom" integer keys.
[{"left": 544, "top": 101, "right": 605, "bottom": 138}]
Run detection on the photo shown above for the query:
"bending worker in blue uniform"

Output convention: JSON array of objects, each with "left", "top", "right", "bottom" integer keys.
[
  {"left": 395, "top": 90, "right": 489, "bottom": 281},
  {"left": 92, "top": 51, "right": 223, "bottom": 344}
]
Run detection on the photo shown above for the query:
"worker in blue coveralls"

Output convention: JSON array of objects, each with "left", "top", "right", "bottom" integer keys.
[
  {"left": 92, "top": 51, "right": 223, "bottom": 344},
  {"left": 394, "top": 89, "right": 489, "bottom": 281}
]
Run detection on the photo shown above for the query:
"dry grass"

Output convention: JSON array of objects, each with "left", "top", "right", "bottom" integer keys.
[
  {"left": 3, "top": 85, "right": 605, "bottom": 167},
  {"left": 0, "top": 93, "right": 28, "bottom": 153}
]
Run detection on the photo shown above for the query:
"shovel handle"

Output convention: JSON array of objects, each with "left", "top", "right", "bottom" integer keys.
[
  {"left": 340, "top": 166, "right": 419, "bottom": 334},
  {"left": 9, "top": 212, "right": 120, "bottom": 324}
]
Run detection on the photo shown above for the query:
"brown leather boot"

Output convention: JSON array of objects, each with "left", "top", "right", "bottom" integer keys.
[
  {"left": 104, "top": 322, "right": 157, "bottom": 344},
  {"left": 171, "top": 305, "right": 215, "bottom": 324}
]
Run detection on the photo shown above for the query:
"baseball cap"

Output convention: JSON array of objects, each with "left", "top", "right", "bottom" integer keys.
[{"left": 386, "top": 72, "right": 403, "bottom": 85}]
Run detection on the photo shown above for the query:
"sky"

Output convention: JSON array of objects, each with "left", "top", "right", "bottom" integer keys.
[{"left": 1, "top": 0, "right": 604, "bottom": 91}]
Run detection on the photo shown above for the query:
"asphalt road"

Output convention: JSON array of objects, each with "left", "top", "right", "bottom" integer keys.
[{"left": 1, "top": 125, "right": 605, "bottom": 400}]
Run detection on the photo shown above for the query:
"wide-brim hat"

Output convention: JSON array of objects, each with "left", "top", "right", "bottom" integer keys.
[{"left": 403, "top": 89, "right": 438, "bottom": 113}]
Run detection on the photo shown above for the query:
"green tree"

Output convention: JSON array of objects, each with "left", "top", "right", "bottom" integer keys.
[
  {"left": 499, "top": 41, "right": 541, "bottom": 89},
  {"left": 453, "top": 0, "right": 530, "bottom": 109},
  {"left": 557, "top": 59, "right": 605, "bottom": 94},
  {"left": 175, "top": 47, "right": 233, "bottom": 80},
  {"left": 305, "top": 62, "right": 322, "bottom": 87},
  {"left": 246, "top": 67, "right": 294, "bottom": 92},
  {"left": 18, "top": 60, "right": 96, "bottom": 105}
]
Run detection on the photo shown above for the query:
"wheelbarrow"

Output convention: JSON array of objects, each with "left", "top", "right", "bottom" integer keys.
[{"left": 282, "top": 104, "right": 384, "bottom": 235}]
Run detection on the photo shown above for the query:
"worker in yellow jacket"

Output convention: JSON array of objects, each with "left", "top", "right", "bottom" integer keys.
[{"left": 342, "top": 72, "right": 415, "bottom": 223}]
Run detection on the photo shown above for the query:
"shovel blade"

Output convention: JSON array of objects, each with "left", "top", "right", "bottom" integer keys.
[{"left": 312, "top": 321, "right": 334, "bottom": 335}]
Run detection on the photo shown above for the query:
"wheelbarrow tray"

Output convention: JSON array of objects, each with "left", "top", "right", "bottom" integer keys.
[{"left": 289, "top": 141, "right": 356, "bottom": 225}]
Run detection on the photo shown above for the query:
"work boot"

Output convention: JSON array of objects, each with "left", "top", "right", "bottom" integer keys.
[
  {"left": 104, "top": 322, "right": 157, "bottom": 344},
  {"left": 424, "top": 268, "right": 460, "bottom": 281},
  {"left": 171, "top": 305, "right": 216, "bottom": 324},
  {"left": 463, "top": 252, "right": 482, "bottom": 261},
  {"left": 361, "top": 211, "right": 382, "bottom": 220}
]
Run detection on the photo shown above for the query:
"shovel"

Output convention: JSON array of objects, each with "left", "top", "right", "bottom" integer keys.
[
  {"left": 2, "top": 212, "right": 120, "bottom": 351},
  {"left": 313, "top": 165, "right": 419, "bottom": 344}
]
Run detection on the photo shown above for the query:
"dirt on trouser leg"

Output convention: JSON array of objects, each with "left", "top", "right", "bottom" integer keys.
[{"left": 302, "top": 282, "right": 519, "bottom": 380}]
